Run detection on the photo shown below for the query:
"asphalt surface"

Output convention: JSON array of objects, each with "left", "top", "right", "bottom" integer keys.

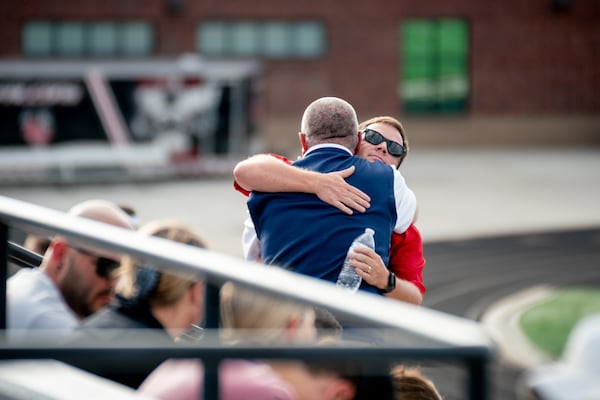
[{"left": 421, "top": 228, "right": 600, "bottom": 400}]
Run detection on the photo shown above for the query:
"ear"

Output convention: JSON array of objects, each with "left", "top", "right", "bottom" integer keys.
[
  {"left": 43, "top": 240, "right": 69, "bottom": 280},
  {"left": 49, "top": 240, "right": 68, "bottom": 268},
  {"left": 189, "top": 282, "right": 204, "bottom": 306},
  {"left": 299, "top": 132, "right": 309, "bottom": 155},
  {"left": 353, "top": 131, "right": 362, "bottom": 155},
  {"left": 285, "top": 315, "right": 301, "bottom": 340},
  {"left": 324, "top": 378, "right": 356, "bottom": 400}
]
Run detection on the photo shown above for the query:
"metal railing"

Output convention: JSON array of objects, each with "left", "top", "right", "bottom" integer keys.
[{"left": 0, "top": 195, "right": 495, "bottom": 399}]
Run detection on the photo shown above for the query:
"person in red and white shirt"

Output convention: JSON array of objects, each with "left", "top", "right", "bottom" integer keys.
[{"left": 234, "top": 115, "right": 426, "bottom": 305}]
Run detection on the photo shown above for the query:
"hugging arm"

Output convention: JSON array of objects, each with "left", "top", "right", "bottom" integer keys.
[
  {"left": 233, "top": 154, "right": 371, "bottom": 215},
  {"left": 350, "top": 246, "right": 423, "bottom": 305}
]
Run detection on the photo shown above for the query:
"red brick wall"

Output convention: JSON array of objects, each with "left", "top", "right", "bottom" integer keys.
[{"left": 1, "top": 0, "right": 599, "bottom": 117}]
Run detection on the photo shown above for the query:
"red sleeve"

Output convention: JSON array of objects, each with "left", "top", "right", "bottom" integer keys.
[
  {"left": 388, "top": 224, "right": 426, "bottom": 294},
  {"left": 233, "top": 154, "right": 293, "bottom": 197}
]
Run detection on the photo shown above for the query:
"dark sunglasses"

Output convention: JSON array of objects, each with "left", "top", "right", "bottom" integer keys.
[
  {"left": 363, "top": 128, "right": 407, "bottom": 158},
  {"left": 72, "top": 247, "right": 120, "bottom": 279}
]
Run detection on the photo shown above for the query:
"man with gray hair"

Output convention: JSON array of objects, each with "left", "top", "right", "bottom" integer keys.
[
  {"left": 244, "top": 97, "right": 416, "bottom": 296},
  {"left": 7, "top": 199, "right": 134, "bottom": 341}
]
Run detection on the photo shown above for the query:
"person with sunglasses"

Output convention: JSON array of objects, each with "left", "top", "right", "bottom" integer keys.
[
  {"left": 6, "top": 199, "right": 134, "bottom": 341},
  {"left": 234, "top": 115, "right": 425, "bottom": 305},
  {"left": 234, "top": 97, "right": 417, "bottom": 300},
  {"left": 67, "top": 218, "right": 208, "bottom": 388}
]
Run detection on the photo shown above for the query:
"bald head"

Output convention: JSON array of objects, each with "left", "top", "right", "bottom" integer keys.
[
  {"left": 39, "top": 200, "right": 135, "bottom": 318},
  {"left": 68, "top": 199, "right": 134, "bottom": 230},
  {"left": 300, "top": 97, "right": 359, "bottom": 151}
]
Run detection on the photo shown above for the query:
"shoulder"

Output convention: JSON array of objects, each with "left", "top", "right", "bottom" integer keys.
[
  {"left": 269, "top": 153, "right": 292, "bottom": 164},
  {"left": 222, "top": 360, "right": 294, "bottom": 400},
  {"left": 8, "top": 269, "right": 63, "bottom": 308},
  {"left": 394, "top": 225, "right": 422, "bottom": 242},
  {"left": 8, "top": 268, "right": 49, "bottom": 290},
  {"left": 350, "top": 157, "right": 395, "bottom": 177},
  {"left": 78, "top": 305, "right": 144, "bottom": 331},
  {"left": 139, "top": 359, "right": 203, "bottom": 400},
  {"left": 405, "top": 224, "right": 423, "bottom": 240}
]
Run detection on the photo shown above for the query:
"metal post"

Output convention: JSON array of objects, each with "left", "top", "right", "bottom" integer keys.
[
  {"left": 204, "top": 282, "right": 220, "bottom": 329},
  {"left": 0, "top": 223, "right": 8, "bottom": 329},
  {"left": 203, "top": 359, "right": 219, "bottom": 400},
  {"left": 466, "top": 355, "right": 489, "bottom": 400}
]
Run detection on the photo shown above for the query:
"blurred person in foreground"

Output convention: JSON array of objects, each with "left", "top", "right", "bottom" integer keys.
[
  {"left": 22, "top": 233, "right": 51, "bottom": 256},
  {"left": 68, "top": 218, "right": 208, "bottom": 388},
  {"left": 140, "top": 282, "right": 393, "bottom": 400},
  {"left": 520, "top": 313, "right": 600, "bottom": 400},
  {"left": 234, "top": 115, "right": 425, "bottom": 304},
  {"left": 391, "top": 365, "right": 443, "bottom": 400},
  {"left": 6, "top": 199, "right": 134, "bottom": 341}
]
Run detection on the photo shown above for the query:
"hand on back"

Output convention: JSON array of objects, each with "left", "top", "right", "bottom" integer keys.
[{"left": 315, "top": 166, "right": 371, "bottom": 215}]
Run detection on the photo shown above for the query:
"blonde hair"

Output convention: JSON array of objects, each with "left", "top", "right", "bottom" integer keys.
[
  {"left": 391, "top": 365, "right": 443, "bottom": 400},
  {"left": 359, "top": 115, "right": 409, "bottom": 167},
  {"left": 219, "top": 282, "right": 314, "bottom": 344},
  {"left": 116, "top": 219, "right": 208, "bottom": 306}
]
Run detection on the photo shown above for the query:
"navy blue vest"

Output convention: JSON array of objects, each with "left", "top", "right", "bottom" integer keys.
[{"left": 247, "top": 146, "right": 396, "bottom": 295}]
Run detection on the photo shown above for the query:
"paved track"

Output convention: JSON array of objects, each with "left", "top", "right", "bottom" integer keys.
[{"left": 421, "top": 228, "right": 600, "bottom": 400}]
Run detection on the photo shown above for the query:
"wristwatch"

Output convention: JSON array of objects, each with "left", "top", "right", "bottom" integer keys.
[{"left": 379, "top": 271, "right": 396, "bottom": 294}]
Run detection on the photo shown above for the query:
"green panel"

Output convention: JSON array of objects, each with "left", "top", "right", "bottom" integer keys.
[
  {"left": 404, "top": 59, "right": 437, "bottom": 79},
  {"left": 439, "top": 20, "right": 468, "bottom": 54},
  {"left": 402, "top": 20, "right": 436, "bottom": 55},
  {"left": 402, "top": 20, "right": 437, "bottom": 81},
  {"left": 439, "top": 55, "right": 467, "bottom": 76},
  {"left": 400, "top": 18, "right": 469, "bottom": 114}
]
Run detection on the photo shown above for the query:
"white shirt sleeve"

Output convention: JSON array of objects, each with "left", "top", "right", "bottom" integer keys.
[
  {"left": 242, "top": 213, "right": 261, "bottom": 262},
  {"left": 391, "top": 167, "right": 417, "bottom": 233}
]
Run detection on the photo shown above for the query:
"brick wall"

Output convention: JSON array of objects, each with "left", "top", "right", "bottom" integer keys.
[{"left": 1, "top": 0, "right": 599, "bottom": 134}]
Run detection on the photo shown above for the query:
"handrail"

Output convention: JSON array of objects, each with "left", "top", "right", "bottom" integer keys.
[
  {"left": 7, "top": 241, "right": 42, "bottom": 269},
  {"left": 0, "top": 195, "right": 492, "bottom": 347},
  {"left": 0, "top": 195, "right": 495, "bottom": 399}
]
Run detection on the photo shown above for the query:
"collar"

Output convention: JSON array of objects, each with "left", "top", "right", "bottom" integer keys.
[{"left": 304, "top": 143, "right": 353, "bottom": 157}]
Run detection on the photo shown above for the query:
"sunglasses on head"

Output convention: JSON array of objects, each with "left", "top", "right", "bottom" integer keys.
[
  {"left": 363, "top": 128, "right": 407, "bottom": 158},
  {"left": 72, "top": 247, "right": 120, "bottom": 279}
]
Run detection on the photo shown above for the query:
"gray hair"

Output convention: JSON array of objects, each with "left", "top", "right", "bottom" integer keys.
[{"left": 300, "top": 97, "right": 359, "bottom": 150}]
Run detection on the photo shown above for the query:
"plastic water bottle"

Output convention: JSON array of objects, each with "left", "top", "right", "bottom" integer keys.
[{"left": 335, "top": 228, "right": 375, "bottom": 292}]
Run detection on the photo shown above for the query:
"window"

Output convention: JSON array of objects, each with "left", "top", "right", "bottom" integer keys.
[
  {"left": 121, "top": 22, "right": 153, "bottom": 56},
  {"left": 22, "top": 21, "right": 52, "bottom": 56},
  {"left": 197, "top": 20, "right": 325, "bottom": 59},
  {"left": 89, "top": 22, "right": 118, "bottom": 55},
  {"left": 55, "top": 22, "right": 85, "bottom": 56},
  {"left": 22, "top": 21, "right": 154, "bottom": 57},
  {"left": 230, "top": 22, "right": 260, "bottom": 56},
  {"left": 263, "top": 22, "right": 289, "bottom": 58},
  {"left": 400, "top": 19, "right": 469, "bottom": 113}
]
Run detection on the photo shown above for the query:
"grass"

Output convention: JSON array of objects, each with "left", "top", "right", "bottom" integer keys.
[{"left": 519, "top": 288, "right": 600, "bottom": 359}]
